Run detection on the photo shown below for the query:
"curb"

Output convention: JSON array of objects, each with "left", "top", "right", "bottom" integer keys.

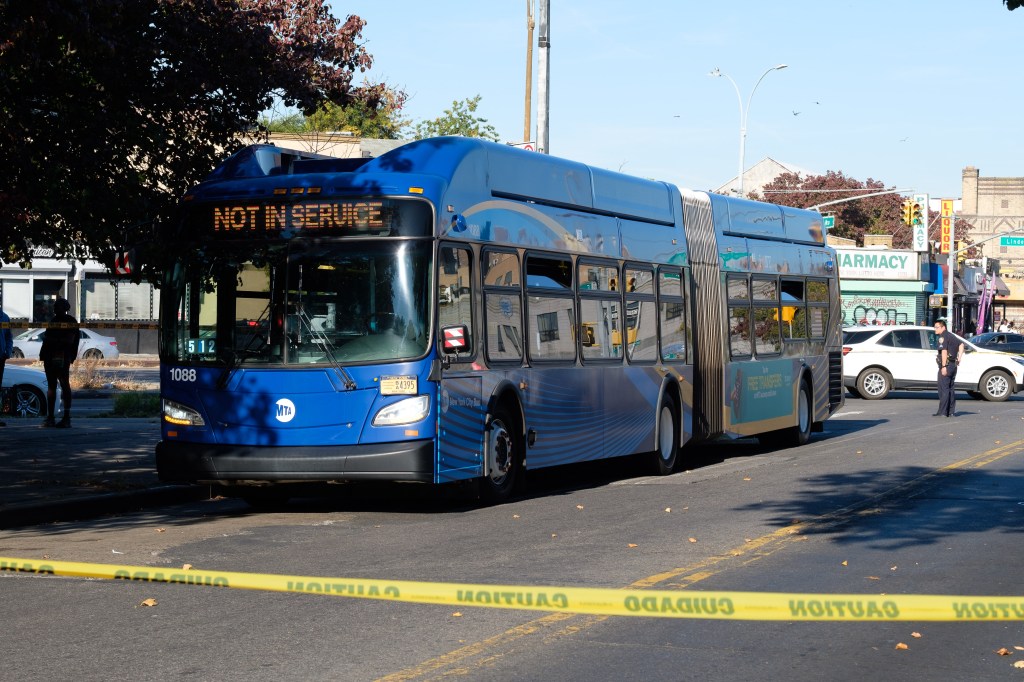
[{"left": 0, "top": 485, "right": 215, "bottom": 530}]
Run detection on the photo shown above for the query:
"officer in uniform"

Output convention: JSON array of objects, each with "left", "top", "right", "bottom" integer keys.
[{"left": 934, "top": 318, "right": 964, "bottom": 418}]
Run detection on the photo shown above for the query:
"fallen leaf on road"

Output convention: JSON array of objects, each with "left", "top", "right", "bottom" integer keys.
[
  {"left": 664, "top": 507, "right": 671, "bottom": 513},
  {"left": 856, "top": 450, "right": 863, "bottom": 454},
  {"left": 890, "top": 565, "right": 898, "bottom": 571},
  {"left": 112, "top": 550, "right": 124, "bottom": 555},
  {"left": 551, "top": 533, "right": 557, "bottom": 538},
  {"left": 895, "top": 643, "right": 908, "bottom": 650},
  {"left": 452, "top": 612, "right": 462, "bottom": 617},
  {"left": 911, "top": 632, "right": 922, "bottom": 638},
  {"left": 139, "top": 598, "right": 158, "bottom": 608},
  {"left": 182, "top": 564, "right": 193, "bottom": 570},
  {"left": 1015, "top": 661, "right": 1024, "bottom": 669},
  {"left": 156, "top": 528, "right": 166, "bottom": 533},
  {"left": 867, "top": 576, "right": 880, "bottom": 580},
  {"left": 628, "top": 543, "right": 638, "bottom": 548},
  {"left": 576, "top": 504, "right": 584, "bottom": 510},
  {"left": 688, "top": 537, "right": 697, "bottom": 543},
  {"left": 1015, "top": 646, "right": 1024, "bottom": 651},
  {"left": 996, "top": 648, "right": 1012, "bottom": 656},
  {"left": 512, "top": 514, "right": 520, "bottom": 519},
  {"left": 841, "top": 560, "right": 848, "bottom": 566},
  {"left": 743, "top": 477, "right": 751, "bottom": 481}
]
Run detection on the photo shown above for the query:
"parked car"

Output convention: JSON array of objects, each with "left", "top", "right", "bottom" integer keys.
[
  {"left": 842, "top": 325, "right": 1024, "bottom": 401},
  {"left": 1, "top": 364, "right": 60, "bottom": 418},
  {"left": 11, "top": 328, "right": 120, "bottom": 360},
  {"left": 969, "top": 331, "right": 1024, "bottom": 355}
]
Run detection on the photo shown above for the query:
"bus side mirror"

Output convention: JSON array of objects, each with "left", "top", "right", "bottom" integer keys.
[{"left": 441, "top": 325, "right": 471, "bottom": 355}]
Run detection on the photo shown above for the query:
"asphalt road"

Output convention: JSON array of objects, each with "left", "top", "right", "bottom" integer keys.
[{"left": 1, "top": 392, "right": 1023, "bottom": 681}]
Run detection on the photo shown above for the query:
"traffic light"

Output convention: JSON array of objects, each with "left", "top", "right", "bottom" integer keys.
[
  {"left": 901, "top": 200, "right": 913, "bottom": 226},
  {"left": 910, "top": 202, "right": 923, "bottom": 226}
]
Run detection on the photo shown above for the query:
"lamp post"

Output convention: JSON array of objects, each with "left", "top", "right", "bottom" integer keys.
[{"left": 709, "top": 64, "right": 787, "bottom": 197}]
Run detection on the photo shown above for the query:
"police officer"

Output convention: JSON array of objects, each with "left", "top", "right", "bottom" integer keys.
[{"left": 933, "top": 318, "right": 964, "bottom": 418}]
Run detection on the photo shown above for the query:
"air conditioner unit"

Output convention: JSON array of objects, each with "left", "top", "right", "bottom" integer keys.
[{"left": 976, "top": 273, "right": 985, "bottom": 285}]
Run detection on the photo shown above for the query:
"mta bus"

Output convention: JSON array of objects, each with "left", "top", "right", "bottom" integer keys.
[{"left": 156, "top": 137, "right": 843, "bottom": 504}]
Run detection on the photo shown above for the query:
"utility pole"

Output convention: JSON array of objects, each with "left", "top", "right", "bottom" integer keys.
[
  {"left": 536, "top": 0, "right": 550, "bottom": 154},
  {"left": 523, "top": 0, "right": 535, "bottom": 143}
]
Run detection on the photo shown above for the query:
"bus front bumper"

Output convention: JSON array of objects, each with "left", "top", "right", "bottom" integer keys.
[{"left": 156, "top": 439, "right": 436, "bottom": 484}]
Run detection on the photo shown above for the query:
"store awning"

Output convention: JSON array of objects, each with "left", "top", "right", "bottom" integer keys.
[
  {"left": 953, "top": 277, "right": 968, "bottom": 295},
  {"left": 992, "top": 275, "right": 1011, "bottom": 297}
]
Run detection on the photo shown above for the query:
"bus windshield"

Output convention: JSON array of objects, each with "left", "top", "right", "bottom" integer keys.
[{"left": 160, "top": 239, "right": 432, "bottom": 366}]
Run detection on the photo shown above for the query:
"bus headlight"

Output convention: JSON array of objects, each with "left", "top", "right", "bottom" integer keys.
[
  {"left": 372, "top": 395, "right": 430, "bottom": 426},
  {"left": 163, "top": 399, "right": 206, "bottom": 426}
]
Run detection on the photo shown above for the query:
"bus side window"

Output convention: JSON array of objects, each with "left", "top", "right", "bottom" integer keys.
[
  {"left": 624, "top": 266, "right": 656, "bottom": 363},
  {"left": 438, "top": 245, "right": 473, "bottom": 353},
  {"left": 483, "top": 249, "right": 523, "bottom": 363}
]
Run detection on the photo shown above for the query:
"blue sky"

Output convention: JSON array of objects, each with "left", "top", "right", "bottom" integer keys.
[{"left": 331, "top": 1, "right": 1021, "bottom": 200}]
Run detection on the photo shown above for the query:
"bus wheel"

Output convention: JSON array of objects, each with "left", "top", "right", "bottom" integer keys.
[
  {"left": 760, "top": 379, "right": 812, "bottom": 449},
  {"left": 650, "top": 393, "right": 679, "bottom": 476},
  {"left": 481, "top": 407, "right": 520, "bottom": 503}
]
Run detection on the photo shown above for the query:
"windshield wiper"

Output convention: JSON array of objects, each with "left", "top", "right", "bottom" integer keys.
[
  {"left": 216, "top": 303, "right": 272, "bottom": 389},
  {"left": 293, "top": 305, "right": 357, "bottom": 390}
]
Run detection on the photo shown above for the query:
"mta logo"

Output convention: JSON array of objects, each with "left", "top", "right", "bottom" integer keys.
[{"left": 275, "top": 398, "right": 296, "bottom": 423}]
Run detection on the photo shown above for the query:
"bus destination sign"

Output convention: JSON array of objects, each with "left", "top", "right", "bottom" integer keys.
[{"left": 211, "top": 200, "right": 390, "bottom": 234}]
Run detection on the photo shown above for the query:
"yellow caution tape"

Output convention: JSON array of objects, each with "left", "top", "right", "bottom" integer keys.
[
  {"left": 3, "top": 556, "right": 1022, "bottom": 621},
  {"left": 0, "top": 322, "right": 158, "bottom": 330}
]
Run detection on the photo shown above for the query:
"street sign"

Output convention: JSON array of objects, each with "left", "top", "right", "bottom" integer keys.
[
  {"left": 999, "top": 235, "right": 1024, "bottom": 247},
  {"left": 822, "top": 215, "right": 835, "bottom": 230}
]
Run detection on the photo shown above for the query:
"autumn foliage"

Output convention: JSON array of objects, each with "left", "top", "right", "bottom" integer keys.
[
  {"left": 758, "top": 171, "right": 972, "bottom": 249},
  {"left": 0, "top": 0, "right": 387, "bottom": 274}
]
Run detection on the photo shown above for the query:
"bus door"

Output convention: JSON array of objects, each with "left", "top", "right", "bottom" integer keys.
[{"left": 436, "top": 244, "right": 486, "bottom": 482}]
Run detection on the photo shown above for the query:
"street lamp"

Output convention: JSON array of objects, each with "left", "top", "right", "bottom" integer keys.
[{"left": 709, "top": 64, "right": 788, "bottom": 197}]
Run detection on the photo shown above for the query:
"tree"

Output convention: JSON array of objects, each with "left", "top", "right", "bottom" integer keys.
[
  {"left": 1006, "top": 0, "right": 1023, "bottom": 10},
  {"left": 412, "top": 95, "right": 500, "bottom": 141},
  {"left": 758, "top": 171, "right": 972, "bottom": 249},
  {"left": 0, "top": 1, "right": 389, "bottom": 276},
  {"left": 262, "top": 84, "right": 410, "bottom": 142}
]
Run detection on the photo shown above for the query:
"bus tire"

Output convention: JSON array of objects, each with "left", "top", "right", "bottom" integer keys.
[
  {"left": 650, "top": 393, "right": 679, "bottom": 476},
  {"left": 480, "top": 406, "right": 521, "bottom": 504},
  {"left": 760, "top": 379, "right": 812, "bottom": 449}
]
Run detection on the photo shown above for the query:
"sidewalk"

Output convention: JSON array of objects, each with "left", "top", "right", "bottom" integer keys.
[{"left": 0, "top": 415, "right": 210, "bottom": 529}]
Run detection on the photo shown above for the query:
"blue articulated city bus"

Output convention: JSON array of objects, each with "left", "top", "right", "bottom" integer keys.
[{"left": 155, "top": 137, "right": 844, "bottom": 504}]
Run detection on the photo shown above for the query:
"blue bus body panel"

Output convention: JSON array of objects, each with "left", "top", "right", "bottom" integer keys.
[{"left": 161, "top": 361, "right": 437, "bottom": 449}]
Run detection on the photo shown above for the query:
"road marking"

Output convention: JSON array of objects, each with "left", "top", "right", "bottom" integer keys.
[{"left": 378, "top": 437, "right": 1024, "bottom": 680}]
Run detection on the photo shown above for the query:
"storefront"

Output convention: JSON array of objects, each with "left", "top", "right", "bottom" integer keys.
[
  {"left": 1, "top": 251, "right": 159, "bottom": 352},
  {"left": 0, "top": 248, "right": 74, "bottom": 322},
  {"left": 837, "top": 248, "right": 933, "bottom": 326}
]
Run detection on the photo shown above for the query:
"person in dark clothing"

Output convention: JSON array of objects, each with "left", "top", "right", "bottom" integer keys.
[
  {"left": 39, "top": 298, "right": 79, "bottom": 427},
  {"left": 0, "top": 303, "right": 12, "bottom": 427},
  {"left": 933, "top": 319, "right": 964, "bottom": 418}
]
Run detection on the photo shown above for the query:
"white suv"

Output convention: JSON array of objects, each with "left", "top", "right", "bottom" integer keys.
[{"left": 843, "top": 325, "right": 1024, "bottom": 401}]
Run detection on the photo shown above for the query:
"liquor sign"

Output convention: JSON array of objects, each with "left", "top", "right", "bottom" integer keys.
[{"left": 939, "top": 199, "right": 953, "bottom": 255}]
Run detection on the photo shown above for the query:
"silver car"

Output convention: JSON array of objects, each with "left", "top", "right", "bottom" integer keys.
[
  {"left": 11, "top": 328, "right": 121, "bottom": 360},
  {"left": 1, "top": 364, "right": 61, "bottom": 418}
]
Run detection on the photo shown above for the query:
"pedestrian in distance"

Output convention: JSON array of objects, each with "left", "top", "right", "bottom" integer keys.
[
  {"left": 0, "top": 302, "right": 12, "bottom": 427},
  {"left": 933, "top": 318, "right": 964, "bottom": 418},
  {"left": 39, "top": 298, "right": 79, "bottom": 428}
]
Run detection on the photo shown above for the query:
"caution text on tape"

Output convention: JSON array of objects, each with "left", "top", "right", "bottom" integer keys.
[{"left": 3, "top": 557, "right": 1023, "bottom": 621}]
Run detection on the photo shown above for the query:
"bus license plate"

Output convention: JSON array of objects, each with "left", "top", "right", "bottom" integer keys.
[{"left": 380, "top": 375, "right": 417, "bottom": 395}]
